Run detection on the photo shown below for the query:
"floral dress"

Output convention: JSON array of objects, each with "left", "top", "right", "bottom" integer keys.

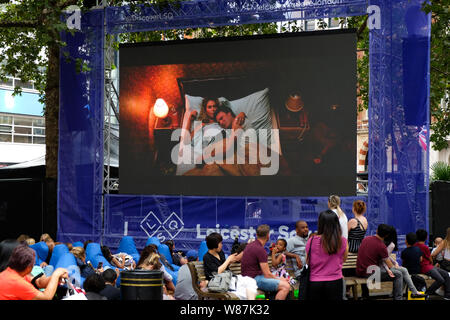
[{"left": 271, "top": 253, "right": 297, "bottom": 285}]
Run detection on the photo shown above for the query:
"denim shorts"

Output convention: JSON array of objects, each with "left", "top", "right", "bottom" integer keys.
[{"left": 254, "top": 275, "right": 280, "bottom": 292}]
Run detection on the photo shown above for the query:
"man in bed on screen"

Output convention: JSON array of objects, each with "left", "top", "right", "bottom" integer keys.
[{"left": 183, "top": 104, "right": 290, "bottom": 177}]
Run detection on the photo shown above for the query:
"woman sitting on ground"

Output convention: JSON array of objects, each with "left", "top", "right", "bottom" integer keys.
[
  {"left": 136, "top": 245, "right": 176, "bottom": 294},
  {"left": 138, "top": 252, "right": 174, "bottom": 300}
]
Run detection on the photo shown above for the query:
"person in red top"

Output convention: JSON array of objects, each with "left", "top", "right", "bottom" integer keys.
[
  {"left": 356, "top": 224, "right": 404, "bottom": 300},
  {"left": 414, "top": 229, "right": 450, "bottom": 299},
  {"left": 240, "top": 224, "right": 291, "bottom": 300},
  {"left": 0, "top": 244, "right": 69, "bottom": 300}
]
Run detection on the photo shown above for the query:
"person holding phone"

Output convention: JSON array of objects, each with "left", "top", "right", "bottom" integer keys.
[
  {"left": 202, "top": 232, "right": 240, "bottom": 281},
  {"left": 71, "top": 247, "right": 96, "bottom": 279}
]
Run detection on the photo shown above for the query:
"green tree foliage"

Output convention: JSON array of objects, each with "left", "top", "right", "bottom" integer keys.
[{"left": 421, "top": 0, "right": 449, "bottom": 151}]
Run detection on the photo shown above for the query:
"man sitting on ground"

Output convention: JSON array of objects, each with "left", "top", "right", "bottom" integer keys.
[
  {"left": 240, "top": 224, "right": 291, "bottom": 300},
  {"left": 100, "top": 268, "right": 121, "bottom": 300},
  {"left": 0, "top": 244, "right": 68, "bottom": 300}
]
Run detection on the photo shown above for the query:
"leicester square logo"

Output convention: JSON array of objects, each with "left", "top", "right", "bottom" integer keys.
[{"left": 140, "top": 211, "right": 184, "bottom": 242}]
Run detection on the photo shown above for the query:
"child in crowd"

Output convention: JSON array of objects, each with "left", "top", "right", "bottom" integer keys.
[
  {"left": 401, "top": 232, "right": 427, "bottom": 292},
  {"left": 431, "top": 237, "right": 444, "bottom": 266},
  {"left": 270, "top": 239, "right": 296, "bottom": 285}
]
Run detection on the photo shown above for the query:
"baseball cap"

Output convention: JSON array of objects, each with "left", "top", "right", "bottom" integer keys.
[{"left": 186, "top": 249, "right": 198, "bottom": 259}]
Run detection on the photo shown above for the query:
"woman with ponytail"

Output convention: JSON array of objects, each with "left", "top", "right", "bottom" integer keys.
[{"left": 328, "top": 195, "right": 348, "bottom": 239}]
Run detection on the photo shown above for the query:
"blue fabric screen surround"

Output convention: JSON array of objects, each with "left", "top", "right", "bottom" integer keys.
[{"left": 58, "top": 0, "right": 431, "bottom": 255}]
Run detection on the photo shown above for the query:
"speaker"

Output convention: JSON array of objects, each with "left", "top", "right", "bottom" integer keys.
[{"left": 430, "top": 181, "right": 450, "bottom": 239}]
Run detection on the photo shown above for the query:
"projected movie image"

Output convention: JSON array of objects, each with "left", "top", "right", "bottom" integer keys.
[{"left": 119, "top": 31, "right": 356, "bottom": 196}]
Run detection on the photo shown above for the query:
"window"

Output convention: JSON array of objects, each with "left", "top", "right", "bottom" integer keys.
[
  {"left": 0, "top": 77, "right": 37, "bottom": 92},
  {"left": 14, "top": 79, "right": 34, "bottom": 90},
  {"left": 0, "top": 115, "right": 12, "bottom": 124},
  {"left": 14, "top": 116, "right": 33, "bottom": 126},
  {"left": 33, "top": 128, "right": 45, "bottom": 135},
  {"left": 33, "top": 137, "right": 45, "bottom": 144},
  {"left": 32, "top": 118, "right": 45, "bottom": 126},
  {"left": 0, "top": 78, "right": 13, "bottom": 87},
  {"left": 14, "top": 126, "right": 32, "bottom": 135},
  {"left": 305, "top": 20, "right": 316, "bottom": 31},
  {"left": 0, "top": 134, "right": 11, "bottom": 142},
  {"left": 0, "top": 124, "right": 12, "bottom": 133},
  {"left": 13, "top": 135, "right": 32, "bottom": 144},
  {"left": 0, "top": 113, "right": 45, "bottom": 144},
  {"left": 328, "top": 18, "right": 340, "bottom": 28}
]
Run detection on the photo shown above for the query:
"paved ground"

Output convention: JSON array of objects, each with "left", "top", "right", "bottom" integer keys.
[{"left": 349, "top": 280, "right": 448, "bottom": 301}]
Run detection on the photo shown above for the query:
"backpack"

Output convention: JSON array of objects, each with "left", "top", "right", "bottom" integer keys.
[{"left": 207, "top": 270, "right": 233, "bottom": 293}]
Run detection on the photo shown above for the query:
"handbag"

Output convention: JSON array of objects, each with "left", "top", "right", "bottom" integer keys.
[
  {"left": 298, "top": 236, "right": 314, "bottom": 301},
  {"left": 207, "top": 270, "right": 233, "bottom": 293},
  {"left": 62, "top": 278, "right": 87, "bottom": 301}
]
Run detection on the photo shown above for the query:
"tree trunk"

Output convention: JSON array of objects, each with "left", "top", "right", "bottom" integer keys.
[
  {"left": 43, "top": 42, "right": 60, "bottom": 238},
  {"left": 45, "top": 43, "right": 60, "bottom": 180}
]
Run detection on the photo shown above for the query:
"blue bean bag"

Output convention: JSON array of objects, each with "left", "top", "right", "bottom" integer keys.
[
  {"left": 164, "top": 265, "right": 178, "bottom": 286},
  {"left": 72, "top": 241, "right": 84, "bottom": 248},
  {"left": 55, "top": 252, "right": 83, "bottom": 287},
  {"left": 117, "top": 236, "right": 140, "bottom": 263},
  {"left": 49, "top": 244, "right": 69, "bottom": 267},
  {"left": 30, "top": 242, "right": 49, "bottom": 266},
  {"left": 85, "top": 243, "right": 102, "bottom": 262},
  {"left": 145, "top": 237, "right": 161, "bottom": 247},
  {"left": 158, "top": 244, "right": 180, "bottom": 272},
  {"left": 198, "top": 240, "right": 208, "bottom": 262},
  {"left": 85, "top": 242, "right": 113, "bottom": 269},
  {"left": 55, "top": 252, "right": 77, "bottom": 269}
]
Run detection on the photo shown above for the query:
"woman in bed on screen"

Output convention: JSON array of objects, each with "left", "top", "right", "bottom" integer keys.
[{"left": 184, "top": 97, "right": 246, "bottom": 140}]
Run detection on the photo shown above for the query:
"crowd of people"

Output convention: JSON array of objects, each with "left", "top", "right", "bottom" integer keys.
[{"left": 0, "top": 195, "right": 449, "bottom": 301}]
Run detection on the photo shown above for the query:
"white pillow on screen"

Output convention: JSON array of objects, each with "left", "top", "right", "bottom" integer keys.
[{"left": 219, "top": 88, "right": 272, "bottom": 132}]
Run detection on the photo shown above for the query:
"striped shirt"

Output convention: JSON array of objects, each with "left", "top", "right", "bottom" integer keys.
[{"left": 348, "top": 218, "right": 366, "bottom": 253}]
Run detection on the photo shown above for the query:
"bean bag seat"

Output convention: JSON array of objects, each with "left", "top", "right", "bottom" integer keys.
[
  {"left": 157, "top": 244, "right": 180, "bottom": 272},
  {"left": 49, "top": 244, "right": 69, "bottom": 267},
  {"left": 85, "top": 243, "right": 102, "bottom": 262},
  {"left": 30, "top": 242, "right": 49, "bottom": 266},
  {"left": 54, "top": 252, "right": 84, "bottom": 287},
  {"left": 117, "top": 236, "right": 140, "bottom": 263},
  {"left": 198, "top": 240, "right": 208, "bottom": 262},
  {"left": 72, "top": 241, "right": 84, "bottom": 248},
  {"left": 146, "top": 237, "right": 161, "bottom": 247},
  {"left": 85, "top": 242, "right": 113, "bottom": 269}
]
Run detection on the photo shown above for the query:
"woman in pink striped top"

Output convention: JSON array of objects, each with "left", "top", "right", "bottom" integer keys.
[{"left": 305, "top": 209, "right": 348, "bottom": 300}]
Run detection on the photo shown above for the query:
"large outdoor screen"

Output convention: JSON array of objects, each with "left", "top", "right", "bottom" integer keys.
[{"left": 119, "top": 30, "right": 357, "bottom": 196}]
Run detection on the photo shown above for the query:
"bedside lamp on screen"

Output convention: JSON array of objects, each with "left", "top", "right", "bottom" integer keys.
[
  {"left": 285, "top": 93, "right": 304, "bottom": 112},
  {"left": 285, "top": 93, "right": 309, "bottom": 141},
  {"left": 153, "top": 98, "right": 172, "bottom": 127}
]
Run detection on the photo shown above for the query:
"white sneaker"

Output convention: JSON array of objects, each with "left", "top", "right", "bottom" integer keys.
[{"left": 435, "top": 287, "right": 445, "bottom": 297}]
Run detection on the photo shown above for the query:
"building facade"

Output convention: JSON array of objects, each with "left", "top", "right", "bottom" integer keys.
[{"left": 0, "top": 77, "right": 45, "bottom": 167}]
